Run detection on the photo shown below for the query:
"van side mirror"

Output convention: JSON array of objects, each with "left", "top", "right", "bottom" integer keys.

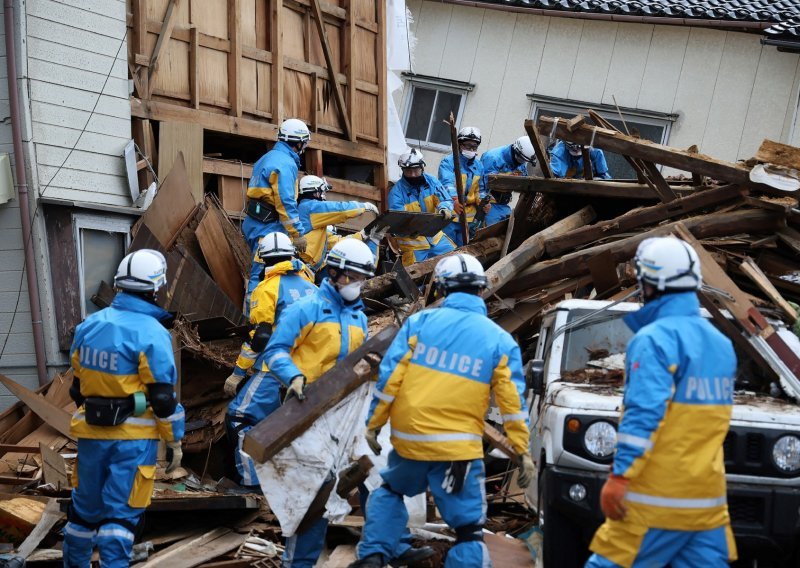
[{"left": 525, "top": 359, "right": 545, "bottom": 395}]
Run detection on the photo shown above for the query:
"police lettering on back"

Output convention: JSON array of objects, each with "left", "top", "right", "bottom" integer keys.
[
  {"left": 683, "top": 375, "right": 734, "bottom": 403},
  {"left": 79, "top": 345, "right": 119, "bottom": 371},
  {"left": 411, "top": 341, "right": 483, "bottom": 378}
]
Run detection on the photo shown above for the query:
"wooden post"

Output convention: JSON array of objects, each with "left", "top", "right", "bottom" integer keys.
[
  {"left": 344, "top": 0, "right": 357, "bottom": 142},
  {"left": 228, "top": 0, "right": 242, "bottom": 117},
  {"left": 189, "top": 26, "right": 199, "bottom": 109},
  {"left": 581, "top": 147, "right": 594, "bottom": 180},
  {"left": 132, "top": 0, "right": 149, "bottom": 97},
  {"left": 149, "top": 0, "right": 181, "bottom": 83},
  {"left": 448, "top": 113, "right": 469, "bottom": 245},
  {"left": 309, "top": 0, "right": 353, "bottom": 140},
  {"left": 271, "top": 0, "right": 284, "bottom": 124},
  {"left": 375, "top": 0, "right": 388, "bottom": 211}
]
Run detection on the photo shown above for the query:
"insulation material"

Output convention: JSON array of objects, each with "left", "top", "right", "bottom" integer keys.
[{"left": 254, "top": 384, "right": 373, "bottom": 537}]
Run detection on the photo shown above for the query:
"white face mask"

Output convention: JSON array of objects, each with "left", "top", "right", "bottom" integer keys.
[
  {"left": 461, "top": 150, "right": 477, "bottom": 160},
  {"left": 338, "top": 281, "right": 362, "bottom": 302}
]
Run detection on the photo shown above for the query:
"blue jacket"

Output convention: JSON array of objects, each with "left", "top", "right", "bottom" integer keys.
[
  {"left": 247, "top": 141, "right": 306, "bottom": 238},
  {"left": 549, "top": 141, "right": 612, "bottom": 180},
  {"left": 367, "top": 292, "right": 529, "bottom": 461},
  {"left": 264, "top": 278, "right": 368, "bottom": 386},
  {"left": 481, "top": 145, "right": 527, "bottom": 205},
  {"left": 70, "top": 292, "right": 185, "bottom": 442},
  {"left": 611, "top": 292, "right": 736, "bottom": 531},
  {"left": 388, "top": 174, "right": 453, "bottom": 252},
  {"left": 298, "top": 199, "right": 368, "bottom": 272},
  {"left": 438, "top": 153, "right": 487, "bottom": 223}
]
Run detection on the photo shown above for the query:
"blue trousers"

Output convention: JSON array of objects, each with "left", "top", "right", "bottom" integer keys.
[
  {"left": 227, "top": 372, "right": 282, "bottom": 487},
  {"left": 485, "top": 203, "right": 511, "bottom": 226},
  {"left": 401, "top": 233, "right": 456, "bottom": 266},
  {"left": 585, "top": 525, "right": 732, "bottom": 568},
  {"left": 63, "top": 438, "right": 158, "bottom": 568},
  {"left": 357, "top": 452, "right": 490, "bottom": 567},
  {"left": 443, "top": 222, "right": 466, "bottom": 247}
]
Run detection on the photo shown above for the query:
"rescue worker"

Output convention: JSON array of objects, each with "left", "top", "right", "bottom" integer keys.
[
  {"left": 438, "top": 127, "right": 490, "bottom": 246},
  {"left": 64, "top": 249, "right": 185, "bottom": 568},
  {"left": 296, "top": 175, "right": 380, "bottom": 273},
  {"left": 481, "top": 135, "right": 537, "bottom": 226},
  {"left": 350, "top": 253, "right": 536, "bottom": 568},
  {"left": 265, "top": 240, "right": 430, "bottom": 568},
  {"left": 224, "top": 233, "right": 317, "bottom": 488},
  {"left": 585, "top": 236, "right": 737, "bottom": 568},
  {"left": 244, "top": 118, "right": 311, "bottom": 304},
  {"left": 550, "top": 139, "right": 612, "bottom": 180},
  {"left": 390, "top": 149, "right": 456, "bottom": 266}
]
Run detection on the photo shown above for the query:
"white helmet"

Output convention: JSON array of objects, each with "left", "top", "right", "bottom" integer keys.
[
  {"left": 434, "top": 253, "right": 487, "bottom": 295},
  {"left": 634, "top": 237, "right": 702, "bottom": 292},
  {"left": 512, "top": 136, "right": 537, "bottom": 164},
  {"left": 398, "top": 148, "right": 426, "bottom": 169},
  {"left": 114, "top": 249, "right": 167, "bottom": 293},
  {"left": 299, "top": 175, "right": 332, "bottom": 198},
  {"left": 258, "top": 232, "right": 295, "bottom": 261},
  {"left": 457, "top": 126, "right": 482, "bottom": 145},
  {"left": 326, "top": 239, "right": 375, "bottom": 277},
  {"left": 278, "top": 118, "right": 311, "bottom": 147}
]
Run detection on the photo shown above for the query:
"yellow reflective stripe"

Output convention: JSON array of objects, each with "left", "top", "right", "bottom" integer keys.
[
  {"left": 502, "top": 412, "right": 527, "bottom": 422},
  {"left": 617, "top": 432, "right": 653, "bottom": 451},
  {"left": 138, "top": 352, "right": 156, "bottom": 384},
  {"left": 374, "top": 390, "right": 394, "bottom": 403},
  {"left": 626, "top": 492, "right": 727, "bottom": 508}
]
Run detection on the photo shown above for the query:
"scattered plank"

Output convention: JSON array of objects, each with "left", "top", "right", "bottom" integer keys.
[
  {"left": 488, "top": 176, "right": 688, "bottom": 200},
  {"left": 755, "top": 139, "right": 800, "bottom": 170},
  {"left": 322, "top": 545, "right": 357, "bottom": 568},
  {"left": 0, "top": 494, "right": 49, "bottom": 545},
  {"left": 739, "top": 258, "right": 798, "bottom": 324},
  {"left": 39, "top": 443, "right": 68, "bottom": 491},
  {"left": 158, "top": 122, "right": 204, "bottom": 202},
  {"left": 0, "top": 375, "right": 72, "bottom": 439},
  {"left": 16, "top": 499, "right": 62, "bottom": 559},
  {"left": 196, "top": 210, "right": 245, "bottom": 307},
  {"left": 135, "top": 527, "right": 245, "bottom": 568},
  {"left": 140, "top": 153, "right": 198, "bottom": 249}
]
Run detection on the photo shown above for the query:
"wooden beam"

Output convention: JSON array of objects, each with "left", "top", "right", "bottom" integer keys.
[
  {"left": 524, "top": 119, "right": 552, "bottom": 179},
  {"left": 739, "top": 257, "right": 798, "bottom": 324},
  {"left": 271, "top": 0, "right": 284, "bottom": 123},
  {"left": 132, "top": 98, "right": 386, "bottom": 164},
  {"left": 132, "top": 0, "right": 149, "bottom": 97},
  {"left": 501, "top": 208, "right": 785, "bottom": 295},
  {"left": 483, "top": 206, "right": 595, "bottom": 297},
  {"left": 756, "top": 139, "right": 800, "bottom": 170},
  {"left": 545, "top": 184, "right": 746, "bottom": 257},
  {"left": 488, "top": 176, "right": 691, "bottom": 200},
  {"left": 310, "top": 0, "right": 353, "bottom": 140},
  {"left": 640, "top": 160, "right": 679, "bottom": 203},
  {"left": 189, "top": 26, "right": 199, "bottom": 109},
  {"left": 0, "top": 375, "right": 72, "bottom": 439},
  {"left": 344, "top": 0, "right": 356, "bottom": 142},
  {"left": 228, "top": 0, "right": 242, "bottom": 117},
  {"left": 148, "top": 0, "right": 181, "bottom": 83},
  {"left": 375, "top": 0, "right": 388, "bottom": 202},
  {"left": 495, "top": 276, "right": 593, "bottom": 333},
  {"left": 449, "top": 113, "right": 470, "bottom": 244},
  {"left": 581, "top": 146, "right": 594, "bottom": 180},
  {"left": 362, "top": 237, "right": 504, "bottom": 301},
  {"left": 777, "top": 226, "right": 800, "bottom": 254},
  {"left": 539, "top": 116, "right": 785, "bottom": 195},
  {"left": 243, "top": 326, "right": 398, "bottom": 462}
]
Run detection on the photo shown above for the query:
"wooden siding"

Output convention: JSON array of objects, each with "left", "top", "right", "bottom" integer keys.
[
  {"left": 26, "top": 0, "right": 131, "bottom": 206},
  {"left": 405, "top": 1, "right": 800, "bottom": 175}
]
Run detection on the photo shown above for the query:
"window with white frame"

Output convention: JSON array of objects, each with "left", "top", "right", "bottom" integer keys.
[
  {"left": 73, "top": 213, "right": 132, "bottom": 317},
  {"left": 529, "top": 95, "right": 677, "bottom": 179},
  {"left": 402, "top": 74, "right": 473, "bottom": 151}
]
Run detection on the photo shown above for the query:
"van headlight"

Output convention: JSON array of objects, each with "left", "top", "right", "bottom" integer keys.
[
  {"left": 584, "top": 421, "right": 616, "bottom": 458},
  {"left": 772, "top": 435, "right": 800, "bottom": 473}
]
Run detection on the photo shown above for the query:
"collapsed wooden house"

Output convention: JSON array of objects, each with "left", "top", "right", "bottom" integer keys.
[{"left": 1, "top": 108, "right": 799, "bottom": 564}]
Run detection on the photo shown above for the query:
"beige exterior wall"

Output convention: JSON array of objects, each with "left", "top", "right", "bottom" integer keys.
[{"left": 402, "top": 0, "right": 800, "bottom": 175}]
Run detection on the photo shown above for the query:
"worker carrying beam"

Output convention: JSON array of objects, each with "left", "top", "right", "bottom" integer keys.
[
  {"left": 481, "top": 136, "right": 537, "bottom": 227},
  {"left": 64, "top": 249, "right": 185, "bottom": 567},
  {"left": 438, "top": 127, "right": 490, "bottom": 246},
  {"left": 350, "top": 253, "right": 535, "bottom": 568},
  {"left": 295, "top": 175, "right": 383, "bottom": 275},
  {"left": 390, "top": 149, "right": 456, "bottom": 266},
  {"left": 243, "top": 118, "right": 312, "bottom": 310},
  {"left": 225, "top": 232, "right": 317, "bottom": 489},
  {"left": 586, "top": 237, "right": 737, "bottom": 568},
  {"left": 549, "top": 139, "right": 612, "bottom": 180}
]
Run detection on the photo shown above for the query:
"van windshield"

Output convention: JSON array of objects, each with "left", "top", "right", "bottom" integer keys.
[{"left": 560, "top": 309, "right": 632, "bottom": 373}]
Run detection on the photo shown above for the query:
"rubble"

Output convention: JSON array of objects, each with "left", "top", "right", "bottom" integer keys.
[{"left": 0, "top": 111, "right": 799, "bottom": 566}]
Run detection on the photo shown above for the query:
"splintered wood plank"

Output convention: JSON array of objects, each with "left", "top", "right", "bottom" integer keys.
[
  {"left": 0, "top": 375, "right": 72, "bottom": 439},
  {"left": 39, "top": 443, "right": 68, "bottom": 490},
  {"left": 739, "top": 258, "right": 798, "bottom": 324},
  {"left": 0, "top": 495, "right": 48, "bottom": 545},
  {"left": 135, "top": 527, "right": 245, "bottom": 568},
  {"left": 756, "top": 139, "right": 800, "bottom": 170},
  {"left": 158, "top": 122, "right": 204, "bottom": 202},
  {"left": 141, "top": 153, "right": 197, "bottom": 248},
  {"left": 16, "top": 498, "right": 62, "bottom": 559},
  {"left": 322, "top": 545, "right": 357, "bottom": 568},
  {"left": 195, "top": 211, "right": 245, "bottom": 308}
]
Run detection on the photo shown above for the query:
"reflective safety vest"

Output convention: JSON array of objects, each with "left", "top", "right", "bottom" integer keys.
[
  {"left": 247, "top": 141, "right": 305, "bottom": 237},
  {"left": 298, "top": 199, "right": 367, "bottom": 272},
  {"left": 367, "top": 292, "right": 529, "bottom": 461},
  {"left": 388, "top": 174, "right": 452, "bottom": 254},
  {"left": 438, "top": 153, "right": 487, "bottom": 223}
]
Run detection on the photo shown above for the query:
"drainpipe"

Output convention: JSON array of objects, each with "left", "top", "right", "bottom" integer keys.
[{"left": 5, "top": 0, "right": 49, "bottom": 386}]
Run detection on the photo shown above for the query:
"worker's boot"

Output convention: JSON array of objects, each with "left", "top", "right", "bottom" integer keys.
[
  {"left": 389, "top": 545, "right": 435, "bottom": 567},
  {"left": 348, "top": 554, "right": 386, "bottom": 568}
]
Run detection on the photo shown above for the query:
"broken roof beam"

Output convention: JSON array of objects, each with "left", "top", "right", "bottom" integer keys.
[
  {"left": 501, "top": 208, "right": 785, "bottom": 296},
  {"left": 545, "top": 184, "right": 747, "bottom": 257},
  {"left": 488, "top": 176, "right": 692, "bottom": 200},
  {"left": 538, "top": 116, "right": 789, "bottom": 196}
]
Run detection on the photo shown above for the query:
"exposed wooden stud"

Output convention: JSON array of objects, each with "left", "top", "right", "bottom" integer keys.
[
  {"left": 132, "top": 0, "right": 149, "bottom": 97},
  {"left": 581, "top": 146, "right": 594, "bottom": 180},
  {"left": 310, "top": 71, "right": 319, "bottom": 132},
  {"left": 309, "top": 0, "right": 353, "bottom": 140},
  {"left": 271, "top": 0, "right": 284, "bottom": 123},
  {"left": 641, "top": 160, "right": 679, "bottom": 202},
  {"left": 148, "top": 0, "right": 182, "bottom": 83},
  {"left": 229, "top": 0, "right": 242, "bottom": 117},
  {"left": 344, "top": 0, "right": 356, "bottom": 143},
  {"left": 375, "top": 0, "right": 388, "bottom": 207},
  {"left": 189, "top": 26, "right": 199, "bottom": 109}
]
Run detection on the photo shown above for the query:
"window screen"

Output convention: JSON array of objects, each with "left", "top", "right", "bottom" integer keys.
[{"left": 403, "top": 83, "right": 467, "bottom": 151}]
